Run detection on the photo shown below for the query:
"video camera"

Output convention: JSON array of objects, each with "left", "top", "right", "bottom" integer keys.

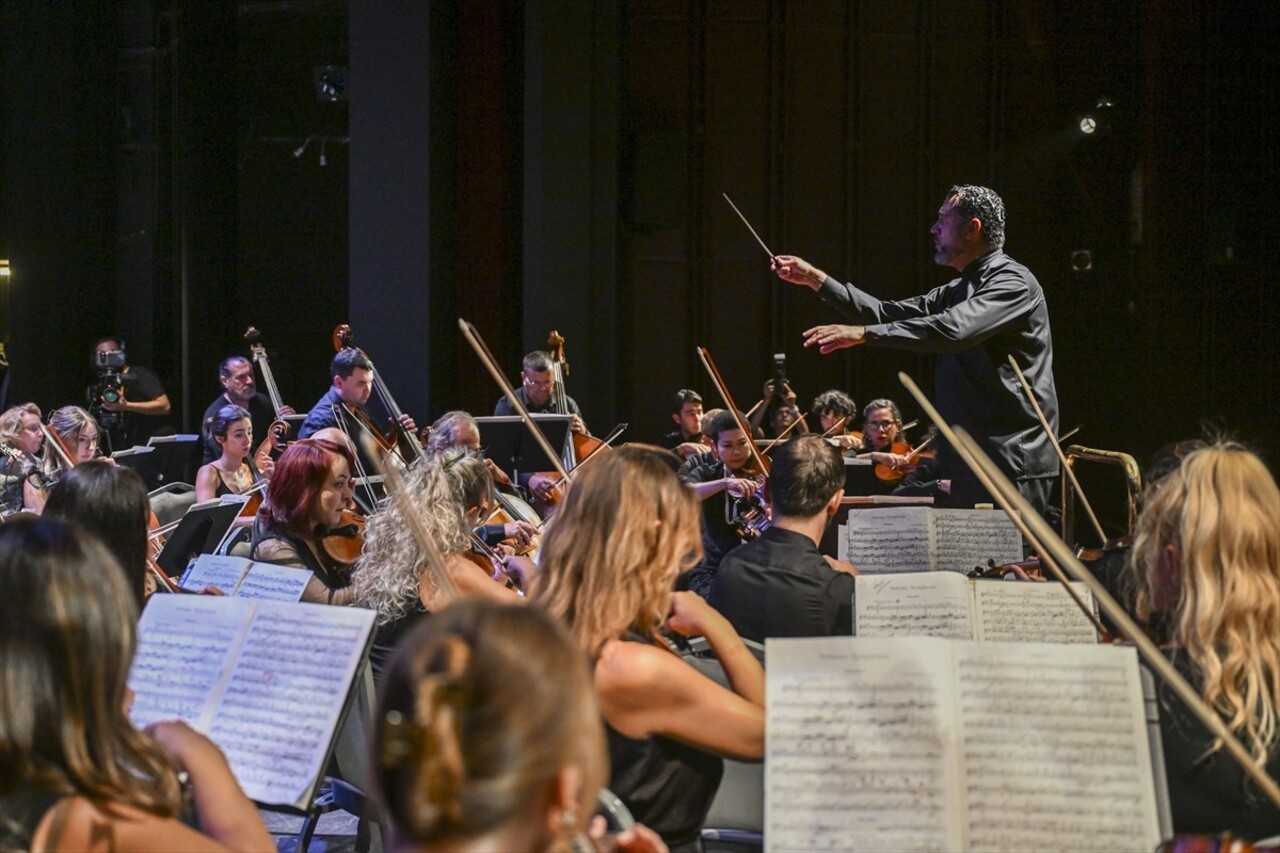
[{"left": 88, "top": 347, "right": 135, "bottom": 426}]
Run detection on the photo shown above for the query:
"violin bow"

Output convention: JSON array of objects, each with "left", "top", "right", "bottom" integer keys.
[
  {"left": 1006, "top": 354, "right": 1107, "bottom": 546},
  {"left": 458, "top": 319, "right": 572, "bottom": 484},
  {"left": 899, "top": 370, "right": 1280, "bottom": 811},
  {"left": 358, "top": 433, "right": 459, "bottom": 603},
  {"left": 695, "top": 347, "right": 770, "bottom": 476},
  {"left": 550, "top": 422, "right": 628, "bottom": 491},
  {"left": 40, "top": 423, "right": 77, "bottom": 471}
]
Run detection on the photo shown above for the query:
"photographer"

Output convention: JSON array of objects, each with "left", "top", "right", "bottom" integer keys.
[{"left": 89, "top": 337, "right": 171, "bottom": 451}]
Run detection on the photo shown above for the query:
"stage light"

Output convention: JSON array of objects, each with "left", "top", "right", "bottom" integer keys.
[
  {"left": 314, "top": 66, "right": 348, "bottom": 102},
  {"left": 1079, "top": 117, "right": 1098, "bottom": 135}
]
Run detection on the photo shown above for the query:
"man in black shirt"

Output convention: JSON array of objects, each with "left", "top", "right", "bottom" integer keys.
[
  {"left": 494, "top": 350, "right": 588, "bottom": 503},
  {"left": 199, "top": 356, "right": 293, "bottom": 464},
  {"left": 91, "top": 337, "right": 171, "bottom": 451},
  {"left": 772, "top": 184, "right": 1059, "bottom": 516},
  {"left": 710, "top": 434, "right": 858, "bottom": 640},
  {"left": 656, "top": 388, "right": 707, "bottom": 459}
]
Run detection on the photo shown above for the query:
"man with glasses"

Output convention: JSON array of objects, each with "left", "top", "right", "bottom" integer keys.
[
  {"left": 493, "top": 351, "right": 589, "bottom": 502},
  {"left": 199, "top": 355, "right": 294, "bottom": 464}
]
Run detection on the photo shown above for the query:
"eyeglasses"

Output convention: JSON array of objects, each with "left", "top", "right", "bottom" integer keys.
[
  {"left": 523, "top": 378, "right": 554, "bottom": 390},
  {"left": 866, "top": 420, "right": 898, "bottom": 430}
]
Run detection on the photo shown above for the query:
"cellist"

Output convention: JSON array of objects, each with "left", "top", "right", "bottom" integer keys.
[{"left": 492, "top": 350, "right": 589, "bottom": 503}]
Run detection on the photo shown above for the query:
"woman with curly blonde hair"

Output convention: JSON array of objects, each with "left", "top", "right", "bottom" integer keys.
[
  {"left": 354, "top": 448, "right": 521, "bottom": 677},
  {"left": 532, "top": 445, "right": 764, "bottom": 852},
  {"left": 1132, "top": 442, "right": 1280, "bottom": 836}
]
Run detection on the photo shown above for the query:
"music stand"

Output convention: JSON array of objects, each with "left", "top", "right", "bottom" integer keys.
[
  {"left": 155, "top": 497, "right": 246, "bottom": 577},
  {"left": 144, "top": 434, "right": 202, "bottom": 490},
  {"left": 474, "top": 415, "right": 575, "bottom": 484}
]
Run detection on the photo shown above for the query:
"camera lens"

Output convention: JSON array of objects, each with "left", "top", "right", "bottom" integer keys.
[{"left": 101, "top": 387, "right": 120, "bottom": 404}]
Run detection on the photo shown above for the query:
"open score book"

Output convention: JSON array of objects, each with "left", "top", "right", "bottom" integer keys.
[
  {"left": 839, "top": 505, "right": 1023, "bottom": 574},
  {"left": 128, "top": 595, "right": 375, "bottom": 810},
  {"left": 765, "top": 637, "right": 1161, "bottom": 851}
]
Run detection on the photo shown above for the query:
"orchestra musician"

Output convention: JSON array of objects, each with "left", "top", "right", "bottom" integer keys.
[
  {"left": 372, "top": 601, "right": 666, "bottom": 853},
  {"left": 1131, "top": 442, "right": 1280, "bottom": 837},
  {"left": 0, "top": 403, "right": 46, "bottom": 514},
  {"left": 493, "top": 350, "right": 587, "bottom": 503},
  {"left": 678, "top": 409, "right": 765, "bottom": 599},
  {"left": 657, "top": 389, "right": 709, "bottom": 459},
  {"left": 43, "top": 462, "right": 154, "bottom": 607},
  {"left": 194, "top": 404, "right": 261, "bottom": 504},
  {"left": 199, "top": 355, "right": 293, "bottom": 465},
  {"left": 297, "top": 348, "right": 418, "bottom": 470},
  {"left": 810, "top": 389, "right": 861, "bottom": 451},
  {"left": 710, "top": 435, "right": 859, "bottom": 640},
  {"left": 250, "top": 437, "right": 359, "bottom": 605},
  {"left": 772, "top": 184, "right": 1060, "bottom": 516},
  {"left": 423, "top": 410, "right": 538, "bottom": 552},
  {"left": 42, "top": 406, "right": 112, "bottom": 480},
  {"left": 353, "top": 448, "right": 525, "bottom": 679},
  {"left": 0, "top": 517, "right": 272, "bottom": 852},
  {"left": 532, "top": 445, "right": 764, "bottom": 851}
]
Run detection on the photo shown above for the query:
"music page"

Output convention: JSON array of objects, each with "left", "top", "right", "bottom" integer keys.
[
  {"left": 180, "top": 553, "right": 311, "bottom": 601},
  {"left": 767, "top": 637, "right": 963, "bottom": 852},
  {"left": 973, "top": 580, "right": 1099, "bottom": 644},
  {"left": 932, "top": 509, "right": 1023, "bottom": 573},
  {"left": 206, "top": 601, "right": 374, "bottom": 809},
  {"left": 844, "top": 506, "right": 933, "bottom": 574},
  {"left": 130, "top": 596, "right": 253, "bottom": 729},
  {"left": 853, "top": 573, "right": 974, "bottom": 639},
  {"left": 956, "top": 643, "right": 1160, "bottom": 851}
]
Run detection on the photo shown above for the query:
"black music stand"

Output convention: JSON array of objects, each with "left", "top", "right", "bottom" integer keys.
[
  {"left": 141, "top": 434, "right": 202, "bottom": 490},
  {"left": 474, "top": 415, "right": 575, "bottom": 484},
  {"left": 155, "top": 498, "right": 245, "bottom": 577}
]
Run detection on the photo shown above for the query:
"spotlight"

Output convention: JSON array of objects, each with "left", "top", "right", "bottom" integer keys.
[
  {"left": 1078, "top": 117, "right": 1097, "bottom": 135},
  {"left": 1076, "top": 96, "right": 1116, "bottom": 138},
  {"left": 1069, "top": 249, "right": 1093, "bottom": 272},
  {"left": 314, "top": 66, "right": 348, "bottom": 102}
]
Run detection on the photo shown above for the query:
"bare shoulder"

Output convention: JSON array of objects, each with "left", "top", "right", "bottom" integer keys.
[
  {"left": 595, "top": 638, "right": 690, "bottom": 708},
  {"left": 38, "top": 797, "right": 225, "bottom": 852}
]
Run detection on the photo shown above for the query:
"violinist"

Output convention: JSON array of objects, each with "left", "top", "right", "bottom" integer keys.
[
  {"left": 199, "top": 355, "right": 292, "bottom": 465},
  {"left": 424, "top": 410, "right": 538, "bottom": 552},
  {"left": 1130, "top": 443, "right": 1280, "bottom": 837},
  {"left": 678, "top": 409, "right": 764, "bottom": 599},
  {"left": 0, "top": 403, "right": 46, "bottom": 514},
  {"left": 42, "top": 406, "right": 113, "bottom": 479},
  {"left": 250, "top": 437, "right": 359, "bottom": 605},
  {"left": 493, "top": 351, "right": 588, "bottom": 502},
  {"left": 658, "top": 389, "right": 710, "bottom": 459},
  {"left": 710, "top": 435, "right": 858, "bottom": 641},
  {"left": 298, "top": 349, "right": 418, "bottom": 472},
  {"left": 811, "top": 389, "right": 861, "bottom": 451},
  {"left": 43, "top": 463, "right": 153, "bottom": 606},
  {"left": 352, "top": 448, "right": 525, "bottom": 679},
  {"left": 194, "top": 405, "right": 261, "bottom": 504}
]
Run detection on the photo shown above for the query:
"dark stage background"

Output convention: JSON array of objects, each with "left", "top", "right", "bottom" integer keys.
[{"left": 2, "top": 0, "right": 1276, "bottom": 537}]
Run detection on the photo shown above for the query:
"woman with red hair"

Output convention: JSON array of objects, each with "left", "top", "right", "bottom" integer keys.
[{"left": 251, "top": 437, "right": 359, "bottom": 605}]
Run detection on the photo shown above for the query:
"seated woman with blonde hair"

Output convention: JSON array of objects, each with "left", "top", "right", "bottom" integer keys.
[
  {"left": 1131, "top": 442, "right": 1280, "bottom": 837},
  {"left": 533, "top": 445, "right": 765, "bottom": 852},
  {"left": 0, "top": 516, "right": 271, "bottom": 851},
  {"left": 354, "top": 448, "right": 523, "bottom": 678}
]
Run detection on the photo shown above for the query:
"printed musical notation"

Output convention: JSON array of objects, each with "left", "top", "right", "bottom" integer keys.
[
  {"left": 765, "top": 637, "right": 1161, "bottom": 852},
  {"left": 854, "top": 573, "right": 1099, "bottom": 644},
  {"left": 843, "top": 507, "right": 1023, "bottom": 575},
  {"left": 179, "top": 554, "right": 312, "bottom": 601},
  {"left": 128, "top": 595, "right": 375, "bottom": 809}
]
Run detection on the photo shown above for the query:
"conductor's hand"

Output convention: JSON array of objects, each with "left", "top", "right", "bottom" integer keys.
[
  {"left": 803, "top": 323, "right": 866, "bottom": 354},
  {"left": 771, "top": 255, "right": 827, "bottom": 291}
]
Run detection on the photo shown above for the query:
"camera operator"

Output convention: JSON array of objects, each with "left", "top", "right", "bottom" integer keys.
[{"left": 89, "top": 337, "right": 171, "bottom": 452}]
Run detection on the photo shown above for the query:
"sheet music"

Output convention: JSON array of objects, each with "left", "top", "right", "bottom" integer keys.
[
  {"left": 206, "top": 602, "right": 374, "bottom": 809},
  {"left": 129, "top": 597, "right": 253, "bottom": 729},
  {"left": 767, "top": 638, "right": 961, "bottom": 852},
  {"left": 956, "top": 643, "right": 1160, "bottom": 850},
  {"left": 854, "top": 573, "right": 974, "bottom": 639},
  {"left": 234, "top": 563, "right": 312, "bottom": 602},
  {"left": 932, "top": 509, "right": 1022, "bottom": 573},
  {"left": 180, "top": 554, "right": 252, "bottom": 594},
  {"left": 973, "top": 581, "right": 1099, "bottom": 644},
  {"left": 845, "top": 507, "right": 933, "bottom": 574}
]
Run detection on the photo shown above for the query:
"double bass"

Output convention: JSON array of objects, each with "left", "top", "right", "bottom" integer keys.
[{"left": 331, "top": 324, "right": 426, "bottom": 468}]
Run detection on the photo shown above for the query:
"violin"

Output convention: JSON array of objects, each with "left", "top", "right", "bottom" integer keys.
[
  {"left": 467, "top": 533, "right": 524, "bottom": 594},
  {"left": 321, "top": 507, "right": 366, "bottom": 566}
]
